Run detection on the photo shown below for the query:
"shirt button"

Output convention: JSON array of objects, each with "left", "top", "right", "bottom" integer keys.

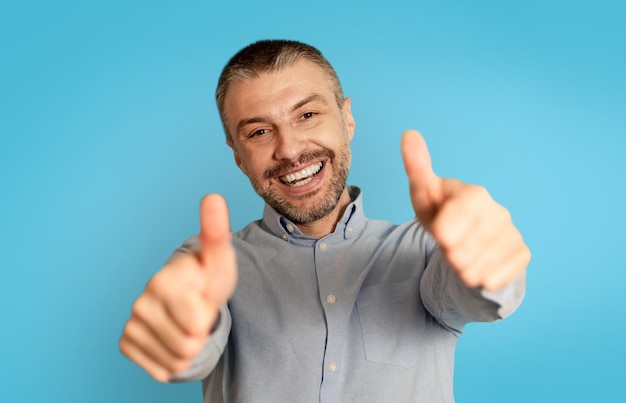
[
  {"left": 328, "top": 362, "right": 337, "bottom": 372},
  {"left": 282, "top": 234, "right": 288, "bottom": 241},
  {"left": 319, "top": 242, "right": 327, "bottom": 251},
  {"left": 326, "top": 294, "right": 336, "bottom": 304},
  {"left": 346, "top": 227, "right": 353, "bottom": 234},
  {"left": 286, "top": 224, "right": 295, "bottom": 232}
]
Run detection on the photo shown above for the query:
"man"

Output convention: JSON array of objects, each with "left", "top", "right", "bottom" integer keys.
[{"left": 120, "top": 40, "right": 530, "bottom": 402}]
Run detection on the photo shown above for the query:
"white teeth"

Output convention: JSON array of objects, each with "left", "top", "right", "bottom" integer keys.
[
  {"left": 290, "top": 176, "right": 315, "bottom": 187},
  {"left": 280, "top": 162, "right": 323, "bottom": 185}
]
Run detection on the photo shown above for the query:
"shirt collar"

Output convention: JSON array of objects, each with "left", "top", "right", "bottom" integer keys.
[{"left": 261, "top": 185, "right": 366, "bottom": 246}]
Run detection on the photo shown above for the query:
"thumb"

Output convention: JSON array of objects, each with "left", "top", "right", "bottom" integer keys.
[
  {"left": 401, "top": 129, "right": 443, "bottom": 224},
  {"left": 198, "top": 194, "right": 237, "bottom": 303},
  {"left": 199, "top": 194, "right": 232, "bottom": 253}
]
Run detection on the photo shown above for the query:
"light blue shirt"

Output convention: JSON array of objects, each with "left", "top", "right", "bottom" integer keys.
[{"left": 172, "top": 186, "right": 526, "bottom": 402}]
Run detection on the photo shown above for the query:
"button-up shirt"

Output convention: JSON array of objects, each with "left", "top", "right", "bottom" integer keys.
[{"left": 172, "top": 186, "right": 526, "bottom": 402}]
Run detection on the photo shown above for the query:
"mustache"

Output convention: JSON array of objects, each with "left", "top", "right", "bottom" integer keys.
[{"left": 264, "top": 149, "right": 335, "bottom": 179}]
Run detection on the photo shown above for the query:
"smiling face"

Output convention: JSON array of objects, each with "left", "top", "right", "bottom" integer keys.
[{"left": 223, "top": 60, "right": 356, "bottom": 229}]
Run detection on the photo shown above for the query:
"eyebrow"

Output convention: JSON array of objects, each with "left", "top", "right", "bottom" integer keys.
[
  {"left": 290, "top": 93, "right": 328, "bottom": 112},
  {"left": 235, "top": 93, "right": 329, "bottom": 134}
]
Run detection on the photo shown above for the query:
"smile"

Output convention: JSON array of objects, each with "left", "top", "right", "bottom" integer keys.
[{"left": 279, "top": 162, "right": 323, "bottom": 187}]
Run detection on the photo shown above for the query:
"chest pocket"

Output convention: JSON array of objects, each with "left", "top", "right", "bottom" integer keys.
[{"left": 356, "top": 278, "right": 424, "bottom": 368}]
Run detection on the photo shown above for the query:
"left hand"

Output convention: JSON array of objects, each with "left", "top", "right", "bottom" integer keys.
[{"left": 401, "top": 129, "right": 530, "bottom": 290}]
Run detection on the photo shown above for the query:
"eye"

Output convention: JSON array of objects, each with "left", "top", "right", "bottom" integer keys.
[
  {"left": 248, "top": 128, "right": 269, "bottom": 138},
  {"left": 300, "top": 112, "right": 316, "bottom": 120}
]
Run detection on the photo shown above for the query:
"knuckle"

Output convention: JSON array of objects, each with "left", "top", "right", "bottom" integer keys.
[
  {"left": 522, "top": 247, "right": 532, "bottom": 266},
  {"left": 147, "top": 270, "right": 171, "bottom": 294},
  {"left": 169, "top": 356, "right": 192, "bottom": 373},
  {"left": 178, "top": 336, "right": 205, "bottom": 358},
  {"left": 497, "top": 205, "right": 512, "bottom": 225},
  {"left": 469, "top": 184, "right": 488, "bottom": 199},
  {"left": 502, "top": 206, "right": 512, "bottom": 221},
  {"left": 118, "top": 337, "right": 132, "bottom": 357},
  {"left": 131, "top": 296, "right": 151, "bottom": 320},
  {"left": 483, "top": 278, "right": 501, "bottom": 291},
  {"left": 147, "top": 366, "right": 171, "bottom": 383},
  {"left": 123, "top": 318, "right": 145, "bottom": 343},
  {"left": 184, "top": 308, "right": 211, "bottom": 335},
  {"left": 154, "top": 334, "right": 204, "bottom": 370},
  {"left": 131, "top": 298, "right": 145, "bottom": 319}
]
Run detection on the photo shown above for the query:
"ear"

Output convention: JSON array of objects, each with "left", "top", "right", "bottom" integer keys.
[
  {"left": 342, "top": 97, "right": 356, "bottom": 141},
  {"left": 227, "top": 139, "right": 248, "bottom": 176}
]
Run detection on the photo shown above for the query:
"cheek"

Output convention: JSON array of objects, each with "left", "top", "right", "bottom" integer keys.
[{"left": 239, "top": 154, "right": 267, "bottom": 178}]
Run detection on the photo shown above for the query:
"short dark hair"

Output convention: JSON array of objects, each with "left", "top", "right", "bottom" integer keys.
[{"left": 216, "top": 39, "right": 345, "bottom": 140}]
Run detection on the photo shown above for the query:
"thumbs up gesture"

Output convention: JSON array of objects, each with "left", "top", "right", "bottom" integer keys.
[
  {"left": 119, "top": 194, "right": 237, "bottom": 381},
  {"left": 401, "top": 130, "right": 530, "bottom": 291}
]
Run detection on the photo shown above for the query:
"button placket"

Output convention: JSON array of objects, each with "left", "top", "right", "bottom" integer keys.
[{"left": 315, "top": 238, "right": 341, "bottom": 390}]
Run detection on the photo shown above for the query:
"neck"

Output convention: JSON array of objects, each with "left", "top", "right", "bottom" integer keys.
[{"left": 297, "top": 187, "right": 352, "bottom": 238}]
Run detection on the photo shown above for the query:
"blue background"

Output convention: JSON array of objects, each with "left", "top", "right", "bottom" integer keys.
[{"left": 1, "top": 0, "right": 624, "bottom": 402}]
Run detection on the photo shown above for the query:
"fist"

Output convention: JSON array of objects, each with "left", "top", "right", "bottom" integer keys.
[
  {"left": 119, "top": 194, "right": 237, "bottom": 381},
  {"left": 401, "top": 130, "right": 530, "bottom": 290}
]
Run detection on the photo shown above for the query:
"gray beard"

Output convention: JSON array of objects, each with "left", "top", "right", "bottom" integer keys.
[{"left": 249, "top": 143, "right": 351, "bottom": 224}]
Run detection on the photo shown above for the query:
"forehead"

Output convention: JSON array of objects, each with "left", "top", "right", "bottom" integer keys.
[{"left": 223, "top": 60, "right": 336, "bottom": 121}]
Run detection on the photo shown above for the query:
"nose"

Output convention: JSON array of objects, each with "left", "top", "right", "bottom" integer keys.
[{"left": 273, "top": 128, "right": 306, "bottom": 161}]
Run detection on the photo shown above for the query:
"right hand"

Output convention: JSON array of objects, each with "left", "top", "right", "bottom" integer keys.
[{"left": 119, "top": 194, "right": 238, "bottom": 381}]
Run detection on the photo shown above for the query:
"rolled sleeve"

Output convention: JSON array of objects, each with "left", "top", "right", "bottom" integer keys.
[
  {"left": 169, "top": 304, "right": 232, "bottom": 383},
  {"left": 420, "top": 247, "right": 526, "bottom": 336}
]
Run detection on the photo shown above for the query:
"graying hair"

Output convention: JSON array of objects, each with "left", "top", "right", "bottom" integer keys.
[{"left": 216, "top": 39, "right": 345, "bottom": 140}]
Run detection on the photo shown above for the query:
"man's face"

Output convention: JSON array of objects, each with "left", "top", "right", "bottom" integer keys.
[{"left": 223, "top": 60, "right": 356, "bottom": 224}]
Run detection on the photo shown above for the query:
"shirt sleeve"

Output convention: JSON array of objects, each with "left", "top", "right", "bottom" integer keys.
[
  {"left": 420, "top": 246, "right": 526, "bottom": 336},
  {"left": 168, "top": 304, "right": 232, "bottom": 383}
]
